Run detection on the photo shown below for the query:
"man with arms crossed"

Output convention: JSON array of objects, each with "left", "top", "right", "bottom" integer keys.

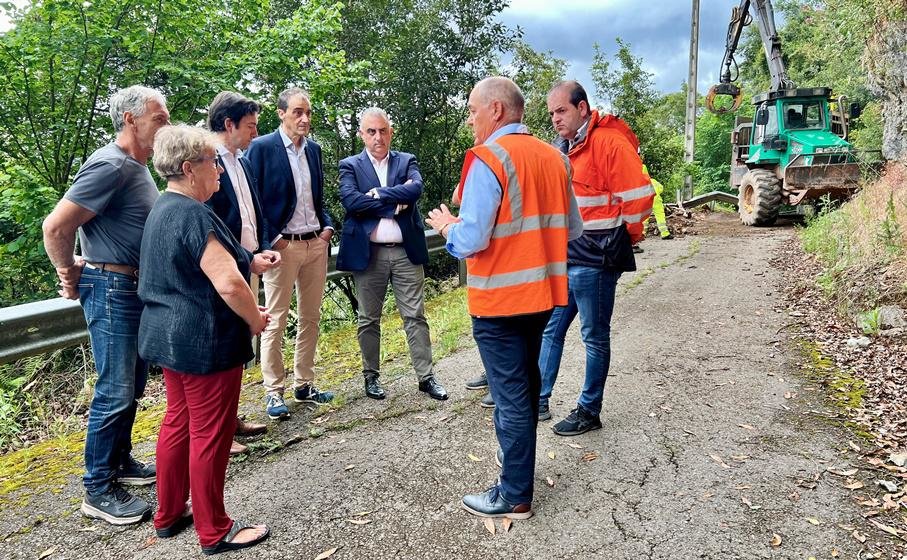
[
  {"left": 539, "top": 80, "right": 654, "bottom": 436},
  {"left": 336, "top": 107, "right": 447, "bottom": 401},
  {"left": 42, "top": 85, "right": 169, "bottom": 524},
  {"left": 426, "top": 77, "right": 581, "bottom": 518},
  {"left": 244, "top": 87, "right": 335, "bottom": 420}
]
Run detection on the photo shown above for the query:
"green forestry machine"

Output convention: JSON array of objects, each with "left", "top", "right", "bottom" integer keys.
[{"left": 706, "top": 0, "right": 863, "bottom": 226}]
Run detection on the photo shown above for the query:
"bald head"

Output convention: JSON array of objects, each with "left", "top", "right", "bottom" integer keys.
[
  {"left": 466, "top": 76, "right": 525, "bottom": 145},
  {"left": 473, "top": 77, "right": 525, "bottom": 121}
]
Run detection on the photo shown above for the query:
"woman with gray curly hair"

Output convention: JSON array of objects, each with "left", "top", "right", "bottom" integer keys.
[{"left": 138, "top": 124, "right": 274, "bottom": 555}]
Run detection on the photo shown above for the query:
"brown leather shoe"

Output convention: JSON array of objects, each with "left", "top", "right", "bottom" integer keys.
[
  {"left": 235, "top": 417, "right": 267, "bottom": 437},
  {"left": 230, "top": 440, "right": 248, "bottom": 455}
]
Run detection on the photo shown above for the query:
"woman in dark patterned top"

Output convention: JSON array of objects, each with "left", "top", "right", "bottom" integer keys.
[{"left": 139, "top": 124, "right": 276, "bottom": 555}]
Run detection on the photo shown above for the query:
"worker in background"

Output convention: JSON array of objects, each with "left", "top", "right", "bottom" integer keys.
[{"left": 644, "top": 163, "right": 673, "bottom": 241}]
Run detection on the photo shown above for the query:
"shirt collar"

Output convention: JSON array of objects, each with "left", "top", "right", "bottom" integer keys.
[
  {"left": 215, "top": 144, "right": 234, "bottom": 158},
  {"left": 278, "top": 127, "right": 308, "bottom": 152},
  {"left": 367, "top": 150, "right": 389, "bottom": 167},
  {"left": 486, "top": 122, "right": 530, "bottom": 144}
]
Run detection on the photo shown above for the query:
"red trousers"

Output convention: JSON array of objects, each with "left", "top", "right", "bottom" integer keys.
[{"left": 154, "top": 365, "right": 242, "bottom": 547}]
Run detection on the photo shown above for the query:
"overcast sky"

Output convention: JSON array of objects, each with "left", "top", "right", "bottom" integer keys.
[
  {"left": 2, "top": 0, "right": 738, "bottom": 102},
  {"left": 500, "top": 0, "right": 737, "bottom": 106}
]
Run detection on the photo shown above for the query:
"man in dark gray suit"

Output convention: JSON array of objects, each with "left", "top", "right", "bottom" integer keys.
[{"left": 336, "top": 108, "right": 446, "bottom": 401}]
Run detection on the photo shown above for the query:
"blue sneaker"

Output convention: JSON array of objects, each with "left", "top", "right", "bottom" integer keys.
[
  {"left": 265, "top": 394, "right": 289, "bottom": 420},
  {"left": 293, "top": 384, "right": 334, "bottom": 405}
]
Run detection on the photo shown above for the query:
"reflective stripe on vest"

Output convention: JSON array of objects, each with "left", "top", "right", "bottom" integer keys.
[
  {"left": 485, "top": 143, "right": 523, "bottom": 220},
  {"left": 468, "top": 261, "right": 567, "bottom": 290}
]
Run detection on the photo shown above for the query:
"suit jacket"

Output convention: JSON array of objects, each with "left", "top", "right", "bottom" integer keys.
[
  {"left": 243, "top": 130, "right": 333, "bottom": 243},
  {"left": 205, "top": 153, "right": 270, "bottom": 252},
  {"left": 336, "top": 149, "right": 429, "bottom": 272}
]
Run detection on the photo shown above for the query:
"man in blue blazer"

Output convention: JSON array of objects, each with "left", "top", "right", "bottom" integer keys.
[
  {"left": 337, "top": 107, "right": 446, "bottom": 401},
  {"left": 244, "top": 87, "right": 336, "bottom": 420},
  {"left": 205, "top": 91, "right": 279, "bottom": 454}
]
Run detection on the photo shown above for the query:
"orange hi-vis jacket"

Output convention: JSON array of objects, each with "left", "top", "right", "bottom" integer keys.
[
  {"left": 568, "top": 111, "right": 654, "bottom": 242},
  {"left": 457, "top": 132, "right": 572, "bottom": 317}
]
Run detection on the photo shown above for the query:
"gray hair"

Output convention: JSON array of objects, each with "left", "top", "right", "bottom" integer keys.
[
  {"left": 152, "top": 124, "right": 218, "bottom": 179},
  {"left": 109, "top": 86, "right": 167, "bottom": 132},
  {"left": 359, "top": 107, "right": 392, "bottom": 129},
  {"left": 277, "top": 87, "right": 310, "bottom": 111},
  {"left": 474, "top": 76, "right": 525, "bottom": 119}
]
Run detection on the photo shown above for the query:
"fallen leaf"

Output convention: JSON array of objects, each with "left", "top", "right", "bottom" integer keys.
[
  {"left": 314, "top": 547, "right": 340, "bottom": 560},
  {"left": 351, "top": 510, "right": 372, "bottom": 517},
  {"left": 738, "top": 424, "right": 756, "bottom": 431},
  {"left": 566, "top": 443, "right": 583, "bottom": 449},
  {"left": 344, "top": 464, "right": 355, "bottom": 471},
  {"left": 546, "top": 477, "right": 555, "bottom": 487},
  {"left": 37, "top": 547, "right": 57, "bottom": 560},
  {"left": 852, "top": 529, "right": 867, "bottom": 543},
  {"left": 414, "top": 415, "right": 427, "bottom": 420},
  {"left": 770, "top": 533, "right": 782, "bottom": 547},
  {"left": 346, "top": 518, "right": 371, "bottom": 525},
  {"left": 735, "top": 485, "right": 752, "bottom": 490},
  {"left": 828, "top": 467, "right": 858, "bottom": 476},
  {"left": 501, "top": 517, "right": 512, "bottom": 533},
  {"left": 847, "top": 441, "right": 861, "bottom": 452},
  {"left": 831, "top": 547, "right": 839, "bottom": 557},
  {"left": 547, "top": 451, "right": 556, "bottom": 460},
  {"left": 870, "top": 519, "right": 902, "bottom": 537},
  {"left": 741, "top": 496, "right": 761, "bottom": 510},
  {"left": 710, "top": 454, "right": 731, "bottom": 469},
  {"left": 581, "top": 451, "right": 599, "bottom": 462},
  {"left": 843, "top": 480, "right": 865, "bottom": 490},
  {"left": 483, "top": 518, "right": 496, "bottom": 535},
  {"left": 806, "top": 517, "right": 820, "bottom": 525},
  {"left": 467, "top": 453, "right": 483, "bottom": 462}
]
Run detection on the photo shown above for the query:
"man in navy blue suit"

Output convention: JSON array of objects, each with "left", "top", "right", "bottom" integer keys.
[
  {"left": 336, "top": 108, "right": 447, "bottom": 401},
  {"left": 205, "top": 91, "right": 279, "bottom": 453},
  {"left": 244, "top": 87, "right": 336, "bottom": 420}
]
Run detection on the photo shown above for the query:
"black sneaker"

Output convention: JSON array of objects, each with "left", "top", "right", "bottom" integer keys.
[
  {"left": 552, "top": 407, "right": 602, "bottom": 436},
  {"left": 81, "top": 485, "right": 151, "bottom": 525},
  {"left": 465, "top": 372, "right": 488, "bottom": 390},
  {"left": 294, "top": 383, "right": 335, "bottom": 405},
  {"left": 632, "top": 244, "right": 644, "bottom": 254},
  {"left": 479, "top": 392, "right": 495, "bottom": 409},
  {"left": 538, "top": 403, "right": 552, "bottom": 421},
  {"left": 118, "top": 456, "right": 156, "bottom": 486}
]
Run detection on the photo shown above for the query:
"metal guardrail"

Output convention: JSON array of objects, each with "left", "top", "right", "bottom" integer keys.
[{"left": 0, "top": 230, "right": 452, "bottom": 366}]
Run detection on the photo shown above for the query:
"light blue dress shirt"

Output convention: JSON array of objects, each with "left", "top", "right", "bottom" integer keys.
[{"left": 446, "top": 124, "right": 582, "bottom": 259}]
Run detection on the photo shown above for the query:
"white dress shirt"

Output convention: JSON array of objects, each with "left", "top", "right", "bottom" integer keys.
[
  {"left": 367, "top": 152, "right": 404, "bottom": 243},
  {"left": 216, "top": 144, "right": 258, "bottom": 252},
  {"left": 279, "top": 128, "right": 320, "bottom": 237}
]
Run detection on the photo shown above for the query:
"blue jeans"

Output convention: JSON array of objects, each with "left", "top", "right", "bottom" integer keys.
[
  {"left": 472, "top": 310, "right": 551, "bottom": 504},
  {"left": 538, "top": 266, "right": 620, "bottom": 416},
  {"left": 78, "top": 266, "right": 148, "bottom": 495}
]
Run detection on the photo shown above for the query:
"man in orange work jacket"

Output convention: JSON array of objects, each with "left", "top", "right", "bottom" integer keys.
[
  {"left": 539, "top": 80, "right": 655, "bottom": 436},
  {"left": 426, "top": 76, "right": 582, "bottom": 519}
]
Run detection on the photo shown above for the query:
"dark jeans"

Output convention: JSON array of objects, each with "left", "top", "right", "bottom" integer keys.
[
  {"left": 539, "top": 266, "right": 620, "bottom": 416},
  {"left": 472, "top": 310, "right": 552, "bottom": 504},
  {"left": 78, "top": 266, "right": 148, "bottom": 494}
]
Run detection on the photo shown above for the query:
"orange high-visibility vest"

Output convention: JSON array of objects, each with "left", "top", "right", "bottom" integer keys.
[
  {"left": 457, "top": 133, "right": 571, "bottom": 317},
  {"left": 569, "top": 111, "right": 654, "bottom": 238}
]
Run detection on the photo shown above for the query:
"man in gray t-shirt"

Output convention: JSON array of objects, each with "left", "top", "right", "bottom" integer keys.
[{"left": 42, "top": 85, "right": 169, "bottom": 526}]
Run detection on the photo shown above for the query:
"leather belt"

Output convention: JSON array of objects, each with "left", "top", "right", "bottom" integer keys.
[
  {"left": 283, "top": 232, "right": 318, "bottom": 241},
  {"left": 86, "top": 262, "right": 139, "bottom": 278}
]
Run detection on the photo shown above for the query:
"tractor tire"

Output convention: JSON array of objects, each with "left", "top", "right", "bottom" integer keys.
[{"left": 738, "top": 169, "right": 781, "bottom": 226}]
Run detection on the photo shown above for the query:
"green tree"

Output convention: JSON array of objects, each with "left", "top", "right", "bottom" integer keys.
[{"left": 506, "top": 40, "right": 566, "bottom": 139}]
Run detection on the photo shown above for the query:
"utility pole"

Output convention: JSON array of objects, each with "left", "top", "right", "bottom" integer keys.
[{"left": 681, "top": 0, "right": 701, "bottom": 205}]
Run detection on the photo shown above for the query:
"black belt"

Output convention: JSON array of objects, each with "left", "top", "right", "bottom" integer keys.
[
  {"left": 371, "top": 242, "right": 401, "bottom": 247},
  {"left": 86, "top": 262, "right": 139, "bottom": 278},
  {"left": 283, "top": 232, "right": 318, "bottom": 241}
]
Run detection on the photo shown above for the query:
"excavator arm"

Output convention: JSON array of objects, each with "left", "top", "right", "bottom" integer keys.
[{"left": 706, "top": 0, "right": 795, "bottom": 114}]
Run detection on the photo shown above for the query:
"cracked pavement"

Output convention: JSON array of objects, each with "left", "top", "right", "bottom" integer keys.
[{"left": 0, "top": 214, "right": 878, "bottom": 559}]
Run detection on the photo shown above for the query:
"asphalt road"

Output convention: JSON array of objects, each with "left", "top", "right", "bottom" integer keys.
[{"left": 0, "top": 213, "right": 875, "bottom": 559}]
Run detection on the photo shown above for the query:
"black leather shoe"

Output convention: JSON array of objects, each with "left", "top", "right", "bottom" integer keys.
[
  {"left": 418, "top": 376, "right": 448, "bottom": 401},
  {"left": 364, "top": 375, "right": 385, "bottom": 400}
]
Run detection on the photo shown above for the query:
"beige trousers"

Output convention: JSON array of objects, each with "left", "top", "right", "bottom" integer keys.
[{"left": 260, "top": 238, "right": 328, "bottom": 394}]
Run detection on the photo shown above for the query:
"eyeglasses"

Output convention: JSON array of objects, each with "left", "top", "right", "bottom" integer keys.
[{"left": 190, "top": 155, "right": 223, "bottom": 171}]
